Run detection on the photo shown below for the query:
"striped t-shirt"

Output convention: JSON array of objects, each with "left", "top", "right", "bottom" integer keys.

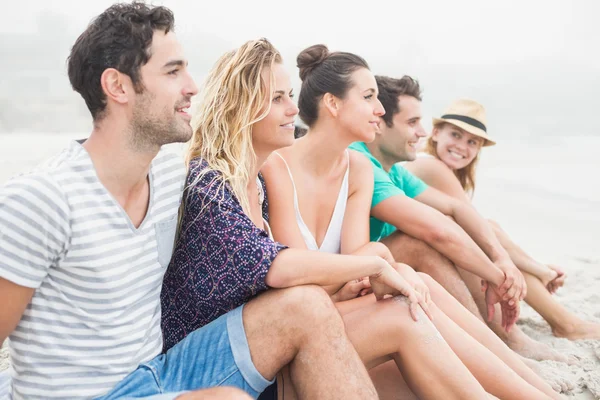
[{"left": 0, "top": 140, "right": 185, "bottom": 399}]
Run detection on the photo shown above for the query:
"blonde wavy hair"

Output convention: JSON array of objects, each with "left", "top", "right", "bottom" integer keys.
[
  {"left": 186, "top": 38, "right": 282, "bottom": 214},
  {"left": 425, "top": 122, "right": 480, "bottom": 196}
]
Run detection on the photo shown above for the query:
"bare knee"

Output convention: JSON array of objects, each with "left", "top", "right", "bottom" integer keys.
[
  {"left": 372, "top": 296, "right": 434, "bottom": 334},
  {"left": 275, "top": 285, "right": 342, "bottom": 332},
  {"left": 176, "top": 387, "right": 252, "bottom": 400}
]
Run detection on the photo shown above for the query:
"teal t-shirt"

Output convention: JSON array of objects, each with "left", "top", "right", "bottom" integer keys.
[{"left": 349, "top": 142, "right": 428, "bottom": 241}]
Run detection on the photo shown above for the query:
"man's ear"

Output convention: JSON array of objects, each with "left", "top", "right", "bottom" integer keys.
[{"left": 100, "top": 68, "right": 133, "bottom": 105}]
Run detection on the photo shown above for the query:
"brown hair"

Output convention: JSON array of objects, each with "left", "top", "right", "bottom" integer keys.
[
  {"left": 375, "top": 75, "right": 422, "bottom": 128},
  {"left": 296, "top": 44, "right": 370, "bottom": 127},
  {"left": 425, "top": 122, "right": 480, "bottom": 196},
  {"left": 67, "top": 1, "right": 175, "bottom": 120}
]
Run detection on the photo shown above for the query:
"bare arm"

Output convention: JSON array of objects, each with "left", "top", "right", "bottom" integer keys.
[
  {"left": 411, "top": 158, "right": 555, "bottom": 283},
  {"left": 265, "top": 248, "right": 385, "bottom": 289},
  {"left": 340, "top": 151, "right": 377, "bottom": 255},
  {"left": 261, "top": 152, "right": 412, "bottom": 302},
  {"left": 407, "top": 159, "right": 527, "bottom": 300},
  {"left": 0, "top": 278, "right": 35, "bottom": 345},
  {"left": 261, "top": 153, "right": 383, "bottom": 292},
  {"left": 371, "top": 192, "right": 504, "bottom": 287},
  {"left": 416, "top": 187, "right": 511, "bottom": 265}
]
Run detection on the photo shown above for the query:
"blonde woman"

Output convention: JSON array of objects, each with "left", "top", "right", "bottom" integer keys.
[
  {"left": 158, "top": 38, "right": 517, "bottom": 400},
  {"left": 404, "top": 98, "right": 600, "bottom": 341},
  {"left": 261, "top": 44, "right": 561, "bottom": 399}
]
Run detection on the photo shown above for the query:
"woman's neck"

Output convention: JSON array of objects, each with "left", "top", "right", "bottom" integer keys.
[{"left": 293, "top": 121, "right": 351, "bottom": 176}]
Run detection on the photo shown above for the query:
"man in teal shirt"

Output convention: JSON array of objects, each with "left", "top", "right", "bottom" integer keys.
[
  {"left": 349, "top": 141, "right": 427, "bottom": 241},
  {"left": 349, "top": 75, "right": 561, "bottom": 362}
]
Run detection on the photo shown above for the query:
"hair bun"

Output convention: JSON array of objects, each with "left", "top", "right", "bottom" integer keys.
[{"left": 297, "top": 44, "right": 329, "bottom": 81}]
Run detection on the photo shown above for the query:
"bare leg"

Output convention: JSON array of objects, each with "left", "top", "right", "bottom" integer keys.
[
  {"left": 419, "top": 273, "right": 563, "bottom": 399},
  {"left": 343, "top": 293, "right": 552, "bottom": 400},
  {"left": 458, "top": 268, "right": 572, "bottom": 364},
  {"left": 523, "top": 272, "right": 600, "bottom": 340},
  {"left": 177, "top": 387, "right": 253, "bottom": 399},
  {"left": 341, "top": 295, "right": 489, "bottom": 400},
  {"left": 280, "top": 294, "right": 487, "bottom": 400},
  {"left": 381, "top": 231, "right": 483, "bottom": 320},
  {"left": 368, "top": 361, "right": 418, "bottom": 400},
  {"left": 243, "top": 285, "right": 377, "bottom": 400}
]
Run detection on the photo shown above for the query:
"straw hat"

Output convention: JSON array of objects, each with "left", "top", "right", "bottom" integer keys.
[{"left": 432, "top": 99, "right": 495, "bottom": 146}]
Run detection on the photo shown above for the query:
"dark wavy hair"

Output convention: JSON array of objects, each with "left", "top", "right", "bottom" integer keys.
[
  {"left": 375, "top": 75, "right": 422, "bottom": 128},
  {"left": 67, "top": 1, "right": 175, "bottom": 120}
]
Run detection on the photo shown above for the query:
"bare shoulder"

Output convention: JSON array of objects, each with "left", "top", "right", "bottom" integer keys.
[
  {"left": 262, "top": 151, "right": 289, "bottom": 177},
  {"left": 347, "top": 149, "right": 374, "bottom": 193},
  {"left": 405, "top": 157, "right": 457, "bottom": 184},
  {"left": 405, "top": 157, "right": 467, "bottom": 199},
  {"left": 348, "top": 148, "right": 374, "bottom": 173},
  {"left": 406, "top": 157, "right": 451, "bottom": 176},
  {"left": 260, "top": 151, "right": 297, "bottom": 202}
]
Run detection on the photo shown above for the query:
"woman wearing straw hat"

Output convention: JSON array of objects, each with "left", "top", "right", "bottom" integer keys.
[{"left": 406, "top": 98, "right": 600, "bottom": 341}]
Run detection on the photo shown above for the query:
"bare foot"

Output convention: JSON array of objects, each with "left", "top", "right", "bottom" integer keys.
[
  {"left": 520, "top": 356, "right": 575, "bottom": 394},
  {"left": 506, "top": 330, "right": 577, "bottom": 364},
  {"left": 552, "top": 320, "right": 600, "bottom": 341}
]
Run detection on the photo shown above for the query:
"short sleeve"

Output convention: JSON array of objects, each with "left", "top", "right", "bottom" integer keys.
[
  {"left": 372, "top": 163, "right": 406, "bottom": 207},
  {"left": 0, "top": 173, "right": 70, "bottom": 288},
  {"left": 395, "top": 166, "right": 428, "bottom": 199}
]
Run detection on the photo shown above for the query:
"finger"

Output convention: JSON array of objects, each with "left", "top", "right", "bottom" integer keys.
[
  {"left": 520, "top": 277, "right": 527, "bottom": 299},
  {"left": 504, "top": 285, "right": 516, "bottom": 302},
  {"left": 506, "top": 308, "right": 518, "bottom": 332},
  {"left": 487, "top": 302, "right": 495, "bottom": 322},
  {"left": 408, "top": 293, "right": 420, "bottom": 321},
  {"left": 481, "top": 280, "right": 487, "bottom": 292},
  {"left": 511, "top": 285, "right": 522, "bottom": 306},
  {"left": 499, "top": 275, "right": 514, "bottom": 293},
  {"left": 419, "top": 296, "right": 433, "bottom": 321},
  {"left": 350, "top": 281, "right": 366, "bottom": 295},
  {"left": 409, "top": 302, "right": 421, "bottom": 322}
]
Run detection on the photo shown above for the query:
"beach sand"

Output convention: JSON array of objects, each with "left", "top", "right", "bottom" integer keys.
[{"left": 0, "top": 133, "right": 598, "bottom": 398}]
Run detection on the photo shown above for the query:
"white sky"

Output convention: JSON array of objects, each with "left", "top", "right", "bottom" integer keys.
[
  {"left": 6, "top": 0, "right": 599, "bottom": 67},
  {"left": 3, "top": 0, "right": 600, "bottom": 135}
]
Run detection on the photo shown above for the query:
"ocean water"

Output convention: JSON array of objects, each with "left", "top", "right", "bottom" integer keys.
[
  {"left": 472, "top": 135, "right": 600, "bottom": 261},
  {"left": 1, "top": 132, "right": 598, "bottom": 261}
]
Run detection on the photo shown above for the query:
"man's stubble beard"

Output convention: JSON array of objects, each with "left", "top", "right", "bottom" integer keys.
[{"left": 129, "top": 91, "right": 192, "bottom": 152}]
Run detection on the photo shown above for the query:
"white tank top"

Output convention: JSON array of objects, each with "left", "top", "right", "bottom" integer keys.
[{"left": 274, "top": 151, "right": 349, "bottom": 254}]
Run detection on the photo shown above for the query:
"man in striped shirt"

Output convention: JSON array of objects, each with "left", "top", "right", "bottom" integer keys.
[{"left": 0, "top": 3, "right": 376, "bottom": 400}]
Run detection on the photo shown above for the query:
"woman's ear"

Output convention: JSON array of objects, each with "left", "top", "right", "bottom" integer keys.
[
  {"left": 431, "top": 125, "right": 441, "bottom": 142},
  {"left": 322, "top": 92, "right": 340, "bottom": 118}
]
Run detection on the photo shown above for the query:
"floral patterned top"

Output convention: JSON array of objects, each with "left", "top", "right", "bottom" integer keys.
[{"left": 160, "top": 158, "right": 287, "bottom": 351}]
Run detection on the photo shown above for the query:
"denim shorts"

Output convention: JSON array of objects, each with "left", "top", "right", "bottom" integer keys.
[{"left": 96, "top": 304, "right": 274, "bottom": 399}]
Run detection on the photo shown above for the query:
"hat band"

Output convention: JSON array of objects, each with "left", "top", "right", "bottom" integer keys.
[{"left": 441, "top": 114, "right": 487, "bottom": 132}]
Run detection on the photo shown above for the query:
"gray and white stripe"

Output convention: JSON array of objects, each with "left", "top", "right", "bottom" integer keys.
[{"left": 0, "top": 141, "right": 185, "bottom": 399}]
